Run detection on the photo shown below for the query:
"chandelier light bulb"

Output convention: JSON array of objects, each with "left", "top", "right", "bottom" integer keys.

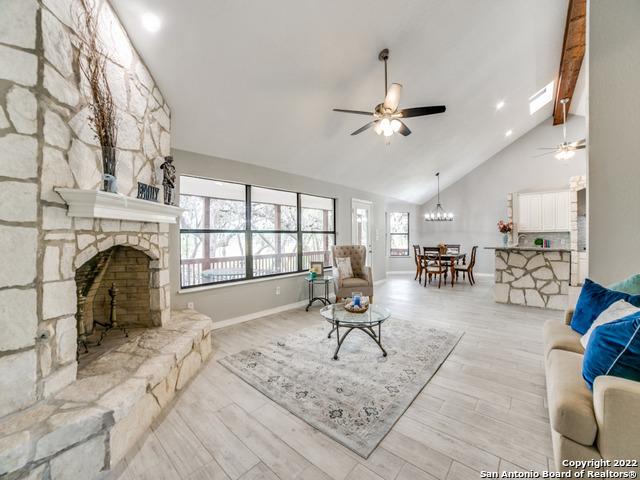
[{"left": 391, "top": 119, "right": 402, "bottom": 132}]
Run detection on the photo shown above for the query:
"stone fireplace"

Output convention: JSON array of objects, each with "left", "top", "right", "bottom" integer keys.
[{"left": 0, "top": 1, "right": 213, "bottom": 478}]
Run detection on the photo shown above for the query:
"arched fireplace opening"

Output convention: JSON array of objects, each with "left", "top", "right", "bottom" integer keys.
[{"left": 75, "top": 245, "right": 154, "bottom": 364}]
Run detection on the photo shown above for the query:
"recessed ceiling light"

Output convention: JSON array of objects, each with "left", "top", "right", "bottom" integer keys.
[
  {"left": 496, "top": 101, "right": 505, "bottom": 111},
  {"left": 141, "top": 12, "right": 161, "bottom": 33},
  {"left": 505, "top": 129, "right": 513, "bottom": 137}
]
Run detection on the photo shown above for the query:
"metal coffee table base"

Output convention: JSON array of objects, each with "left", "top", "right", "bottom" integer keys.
[{"left": 328, "top": 322, "right": 387, "bottom": 360}]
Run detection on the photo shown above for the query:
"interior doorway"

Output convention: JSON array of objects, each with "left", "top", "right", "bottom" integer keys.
[{"left": 351, "top": 199, "right": 373, "bottom": 267}]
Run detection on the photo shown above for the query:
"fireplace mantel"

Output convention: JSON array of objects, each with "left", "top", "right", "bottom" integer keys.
[{"left": 55, "top": 188, "right": 184, "bottom": 224}]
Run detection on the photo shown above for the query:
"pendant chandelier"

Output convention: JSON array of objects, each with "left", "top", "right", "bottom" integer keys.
[{"left": 425, "top": 172, "right": 454, "bottom": 221}]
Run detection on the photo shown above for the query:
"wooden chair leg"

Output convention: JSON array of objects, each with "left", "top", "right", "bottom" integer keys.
[
  {"left": 369, "top": 295, "right": 374, "bottom": 303},
  {"left": 438, "top": 274, "right": 442, "bottom": 288},
  {"left": 470, "top": 271, "right": 476, "bottom": 285}
]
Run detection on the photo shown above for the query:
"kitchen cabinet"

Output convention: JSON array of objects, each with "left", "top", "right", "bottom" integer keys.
[{"left": 516, "top": 190, "right": 570, "bottom": 232}]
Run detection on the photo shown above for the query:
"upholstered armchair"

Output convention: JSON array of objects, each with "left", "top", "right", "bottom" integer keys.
[{"left": 331, "top": 245, "right": 374, "bottom": 302}]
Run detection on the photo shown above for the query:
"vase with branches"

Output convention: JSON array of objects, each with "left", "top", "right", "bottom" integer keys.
[{"left": 77, "top": 0, "right": 118, "bottom": 192}]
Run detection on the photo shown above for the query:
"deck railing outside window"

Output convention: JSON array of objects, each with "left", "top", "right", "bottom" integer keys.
[{"left": 179, "top": 176, "right": 336, "bottom": 288}]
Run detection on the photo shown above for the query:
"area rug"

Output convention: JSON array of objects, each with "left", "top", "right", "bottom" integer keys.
[{"left": 218, "top": 318, "right": 462, "bottom": 458}]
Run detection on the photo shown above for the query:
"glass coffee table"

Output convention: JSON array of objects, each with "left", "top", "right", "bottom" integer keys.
[{"left": 320, "top": 303, "right": 391, "bottom": 360}]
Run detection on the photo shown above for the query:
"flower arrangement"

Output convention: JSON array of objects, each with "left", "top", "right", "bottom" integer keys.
[
  {"left": 497, "top": 220, "right": 513, "bottom": 234},
  {"left": 437, "top": 242, "right": 447, "bottom": 255}
]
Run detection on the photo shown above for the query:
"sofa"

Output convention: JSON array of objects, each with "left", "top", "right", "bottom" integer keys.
[
  {"left": 543, "top": 309, "right": 640, "bottom": 473},
  {"left": 331, "top": 245, "right": 373, "bottom": 302}
]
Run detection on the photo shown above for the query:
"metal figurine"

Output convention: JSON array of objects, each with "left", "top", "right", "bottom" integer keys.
[
  {"left": 96, "top": 282, "right": 128, "bottom": 346},
  {"left": 160, "top": 155, "right": 176, "bottom": 205}
]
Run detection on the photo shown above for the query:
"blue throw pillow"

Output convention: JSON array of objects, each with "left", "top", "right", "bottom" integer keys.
[
  {"left": 570, "top": 279, "right": 640, "bottom": 335},
  {"left": 582, "top": 312, "right": 640, "bottom": 389}
]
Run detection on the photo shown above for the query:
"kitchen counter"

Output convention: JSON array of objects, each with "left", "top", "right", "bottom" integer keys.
[
  {"left": 490, "top": 247, "right": 570, "bottom": 310},
  {"left": 485, "top": 246, "right": 571, "bottom": 253}
]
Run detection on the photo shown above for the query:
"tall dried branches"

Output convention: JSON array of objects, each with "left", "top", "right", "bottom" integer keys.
[{"left": 77, "top": 0, "right": 118, "bottom": 153}]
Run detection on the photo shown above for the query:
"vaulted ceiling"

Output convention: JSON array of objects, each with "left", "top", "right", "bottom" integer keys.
[{"left": 112, "top": 0, "right": 571, "bottom": 204}]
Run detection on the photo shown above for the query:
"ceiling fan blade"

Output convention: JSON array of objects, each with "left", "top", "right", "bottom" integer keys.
[
  {"left": 333, "top": 108, "right": 374, "bottom": 116},
  {"left": 572, "top": 144, "right": 586, "bottom": 150},
  {"left": 569, "top": 139, "right": 587, "bottom": 148},
  {"left": 383, "top": 83, "right": 402, "bottom": 112},
  {"left": 351, "top": 120, "right": 378, "bottom": 136},
  {"left": 396, "top": 120, "right": 411, "bottom": 136},
  {"left": 537, "top": 147, "right": 560, "bottom": 150},
  {"left": 400, "top": 105, "right": 446, "bottom": 118}
]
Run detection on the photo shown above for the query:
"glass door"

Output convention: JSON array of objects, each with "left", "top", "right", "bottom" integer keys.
[{"left": 352, "top": 200, "right": 373, "bottom": 266}]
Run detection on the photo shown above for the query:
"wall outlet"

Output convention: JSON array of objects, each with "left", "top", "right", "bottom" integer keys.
[
  {"left": 187, "top": 302, "right": 194, "bottom": 310},
  {"left": 275, "top": 286, "right": 281, "bottom": 295}
]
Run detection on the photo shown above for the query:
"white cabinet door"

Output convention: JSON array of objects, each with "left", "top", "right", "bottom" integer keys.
[
  {"left": 528, "top": 194, "right": 542, "bottom": 231},
  {"left": 517, "top": 193, "right": 542, "bottom": 232},
  {"left": 517, "top": 194, "right": 531, "bottom": 231},
  {"left": 555, "top": 191, "right": 570, "bottom": 231},
  {"left": 541, "top": 193, "right": 557, "bottom": 231}
]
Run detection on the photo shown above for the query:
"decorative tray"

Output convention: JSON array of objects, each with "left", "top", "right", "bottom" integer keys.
[{"left": 344, "top": 299, "right": 369, "bottom": 314}]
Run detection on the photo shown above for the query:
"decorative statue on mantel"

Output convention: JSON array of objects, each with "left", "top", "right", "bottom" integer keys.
[{"left": 160, "top": 156, "right": 176, "bottom": 205}]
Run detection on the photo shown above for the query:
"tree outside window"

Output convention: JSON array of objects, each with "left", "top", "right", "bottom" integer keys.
[{"left": 389, "top": 212, "right": 409, "bottom": 257}]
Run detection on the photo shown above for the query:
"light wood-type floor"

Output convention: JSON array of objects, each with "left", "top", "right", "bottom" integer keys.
[{"left": 113, "top": 275, "right": 558, "bottom": 480}]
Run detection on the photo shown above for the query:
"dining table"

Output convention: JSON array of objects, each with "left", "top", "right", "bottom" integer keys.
[{"left": 418, "top": 251, "right": 467, "bottom": 286}]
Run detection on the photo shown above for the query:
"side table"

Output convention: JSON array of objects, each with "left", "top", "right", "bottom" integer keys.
[{"left": 305, "top": 275, "right": 332, "bottom": 311}]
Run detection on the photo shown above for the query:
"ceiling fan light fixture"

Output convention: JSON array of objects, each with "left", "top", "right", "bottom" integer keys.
[
  {"left": 555, "top": 149, "right": 575, "bottom": 160},
  {"left": 391, "top": 119, "right": 402, "bottom": 132}
]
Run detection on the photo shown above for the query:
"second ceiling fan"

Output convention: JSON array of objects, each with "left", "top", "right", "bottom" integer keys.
[{"left": 333, "top": 49, "right": 446, "bottom": 141}]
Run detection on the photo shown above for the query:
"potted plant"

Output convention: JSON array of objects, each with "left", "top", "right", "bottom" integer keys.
[
  {"left": 497, "top": 220, "right": 513, "bottom": 247},
  {"left": 78, "top": 0, "right": 118, "bottom": 193}
]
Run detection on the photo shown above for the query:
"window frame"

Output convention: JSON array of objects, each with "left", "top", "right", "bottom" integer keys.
[
  {"left": 179, "top": 176, "right": 336, "bottom": 289},
  {"left": 388, "top": 211, "right": 410, "bottom": 257}
]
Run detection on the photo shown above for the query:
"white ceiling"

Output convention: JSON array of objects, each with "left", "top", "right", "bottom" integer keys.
[{"left": 112, "top": 0, "right": 571, "bottom": 205}]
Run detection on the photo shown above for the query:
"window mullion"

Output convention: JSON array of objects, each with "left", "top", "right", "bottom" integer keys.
[
  {"left": 297, "top": 193, "right": 302, "bottom": 272},
  {"left": 246, "top": 185, "right": 253, "bottom": 279}
]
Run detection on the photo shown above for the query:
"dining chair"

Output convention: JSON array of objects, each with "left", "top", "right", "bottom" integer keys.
[
  {"left": 423, "top": 246, "right": 447, "bottom": 282},
  {"left": 423, "top": 250, "right": 448, "bottom": 288},
  {"left": 412, "top": 244, "right": 424, "bottom": 282},
  {"left": 455, "top": 245, "right": 478, "bottom": 285}
]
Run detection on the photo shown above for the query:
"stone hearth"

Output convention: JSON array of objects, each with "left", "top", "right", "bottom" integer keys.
[{"left": 0, "top": 310, "right": 213, "bottom": 478}]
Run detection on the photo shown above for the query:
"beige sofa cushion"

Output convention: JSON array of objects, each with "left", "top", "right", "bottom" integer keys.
[
  {"left": 546, "top": 349, "right": 597, "bottom": 446},
  {"left": 543, "top": 319, "right": 584, "bottom": 356},
  {"left": 341, "top": 277, "right": 370, "bottom": 288}
]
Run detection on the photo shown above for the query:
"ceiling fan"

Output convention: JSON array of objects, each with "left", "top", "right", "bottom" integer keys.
[
  {"left": 536, "top": 98, "right": 586, "bottom": 160},
  {"left": 333, "top": 48, "right": 446, "bottom": 142}
]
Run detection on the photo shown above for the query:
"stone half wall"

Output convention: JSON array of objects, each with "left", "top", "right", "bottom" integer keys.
[
  {"left": 0, "top": 310, "right": 213, "bottom": 479},
  {"left": 0, "top": 0, "right": 172, "bottom": 418},
  {"left": 493, "top": 249, "right": 570, "bottom": 310}
]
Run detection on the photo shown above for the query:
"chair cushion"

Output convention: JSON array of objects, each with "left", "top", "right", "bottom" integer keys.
[
  {"left": 583, "top": 312, "right": 640, "bottom": 389},
  {"left": 570, "top": 279, "right": 640, "bottom": 335},
  {"left": 543, "top": 319, "right": 584, "bottom": 356},
  {"left": 546, "top": 349, "right": 597, "bottom": 446},
  {"left": 609, "top": 273, "right": 640, "bottom": 295},
  {"left": 341, "top": 277, "right": 369, "bottom": 288}
]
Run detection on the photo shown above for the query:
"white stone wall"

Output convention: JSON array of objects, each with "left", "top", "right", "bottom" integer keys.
[
  {"left": 494, "top": 249, "right": 570, "bottom": 310},
  {"left": 0, "top": 0, "right": 171, "bottom": 418}
]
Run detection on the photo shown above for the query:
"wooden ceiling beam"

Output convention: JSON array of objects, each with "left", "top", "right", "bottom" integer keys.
[{"left": 553, "top": 0, "right": 586, "bottom": 125}]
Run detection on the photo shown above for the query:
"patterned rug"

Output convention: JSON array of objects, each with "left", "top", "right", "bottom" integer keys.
[{"left": 218, "top": 317, "right": 462, "bottom": 458}]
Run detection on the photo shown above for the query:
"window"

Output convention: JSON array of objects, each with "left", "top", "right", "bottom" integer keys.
[
  {"left": 388, "top": 212, "right": 409, "bottom": 257},
  {"left": 179, "top": 176, "right": 336, "bottom": 288}
]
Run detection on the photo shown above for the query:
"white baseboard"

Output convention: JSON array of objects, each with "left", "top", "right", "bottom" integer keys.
[
  {"left": 374, "top": 278, "right": 387, "bottom": 285},
  {"left": 212, "top": 299, "right": 309, "bottom": 330},
  {"left": 387, "top": 270, "right": 415, "bottom": 275},
  {"left": 473, "top": 273, "right": 495, "bottom": 277},
  {"left": 211, "top": 294, "right": 339, "bottom": 331}
]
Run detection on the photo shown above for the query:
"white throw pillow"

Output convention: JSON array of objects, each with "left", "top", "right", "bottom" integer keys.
[
  {"left": 580, "top": 299, "right": 640, "bottom": 348},
  {"left": 336, "top": 257, "right": 353, "bottom": 279}
]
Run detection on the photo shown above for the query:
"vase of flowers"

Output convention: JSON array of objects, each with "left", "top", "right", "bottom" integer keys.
[{"left": 497, "top": 220, "right": 513, "bottom": 247}]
